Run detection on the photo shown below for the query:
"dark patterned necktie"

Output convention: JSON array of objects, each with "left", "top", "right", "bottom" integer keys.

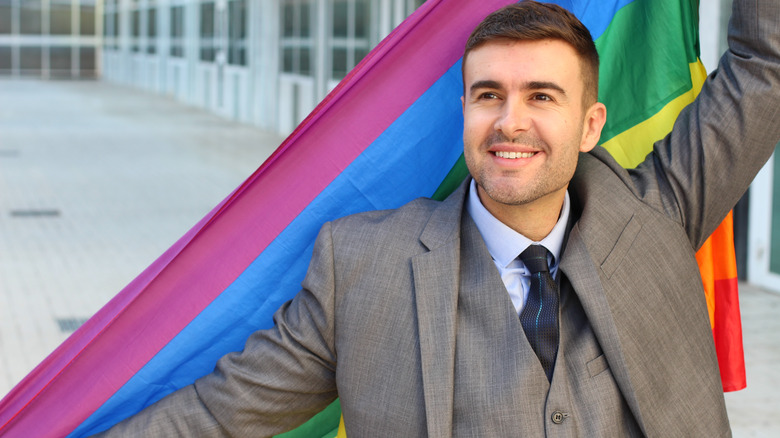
[{"left": 519, "top": 245, "right": 559, "bottom": 382}]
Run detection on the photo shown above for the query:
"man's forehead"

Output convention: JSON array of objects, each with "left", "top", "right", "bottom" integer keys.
[{"left": 463, "top": 39, "right": 582, "bottom": 82}]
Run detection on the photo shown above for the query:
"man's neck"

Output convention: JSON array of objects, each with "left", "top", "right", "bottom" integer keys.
[{"left": 476, "top": 185, "right": 567, "bottom": 242}]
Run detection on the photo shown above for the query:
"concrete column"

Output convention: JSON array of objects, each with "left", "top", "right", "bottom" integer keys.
[{"left": 251, "top": 0, "right": 280, "bottom": 131}]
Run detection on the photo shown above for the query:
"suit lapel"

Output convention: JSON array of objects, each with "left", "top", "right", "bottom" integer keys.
[
  {"left": 411, "top": 182, "right": 467, "bottom": 438},
  {"left": 563, "top": 150, "right": 658, "bottom": 434},
  {"left": 559, "top": 226, "right": 647, "bottom": 433}
]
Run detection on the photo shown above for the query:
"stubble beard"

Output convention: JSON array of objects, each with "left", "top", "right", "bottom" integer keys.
[{"left": 466, "top": 131, "right": 579, "bottom": 208}]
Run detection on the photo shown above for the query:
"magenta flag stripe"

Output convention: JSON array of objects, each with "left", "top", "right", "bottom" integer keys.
[{"left": 0, "top": 0, "right": 514, "bottom": 436}]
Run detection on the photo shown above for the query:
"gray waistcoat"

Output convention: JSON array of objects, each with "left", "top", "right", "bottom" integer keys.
[{"left": 452, "top": 217, "right": 642, "bottom": 436}]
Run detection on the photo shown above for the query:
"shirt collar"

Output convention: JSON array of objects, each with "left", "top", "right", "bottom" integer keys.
[{"left": 466, "top": 179, "right": 569, "bottom": 269}]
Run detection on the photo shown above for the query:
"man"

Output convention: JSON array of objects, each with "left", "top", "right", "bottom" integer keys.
[{"left": 98, "top": 0, "right": 780, "bottom": 436}]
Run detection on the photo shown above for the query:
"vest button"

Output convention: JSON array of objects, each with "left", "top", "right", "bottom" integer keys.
[{"left": 551, "top": 411, "right": 568, "bottom": 424}]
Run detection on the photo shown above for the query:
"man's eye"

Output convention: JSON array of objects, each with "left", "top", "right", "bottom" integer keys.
[
  {"left": 533, "top": 94, "right": 552, "bottom": 101},
  {"left": 479, "top": 92, "right": 499, "bottom": 100}
]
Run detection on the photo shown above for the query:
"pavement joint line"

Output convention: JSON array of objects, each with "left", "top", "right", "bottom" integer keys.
[
  {"left": 55, "top": 317, "right": 90, "bottom": 334},
  {"left": 9, "top": 209, "right": 62, "bottom": 218}
]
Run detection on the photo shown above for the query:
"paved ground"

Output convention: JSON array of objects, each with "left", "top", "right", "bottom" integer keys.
[
  {"left": 0, "top": 78, "right": 283, "bottom": 395},
  {"left": 0, "top": 79, "right": 778, "bottom": 435}
]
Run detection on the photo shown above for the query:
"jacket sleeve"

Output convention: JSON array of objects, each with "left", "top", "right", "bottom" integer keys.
[
  {"left": 630, "top": 0, "right": 780, "bottom": 250},
  {"left": 93, "top": 223, "right": 340, "bottom": 437}
]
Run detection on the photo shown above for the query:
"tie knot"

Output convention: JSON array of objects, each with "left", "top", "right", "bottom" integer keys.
[{"left": 520, "top": 245, "right": 551, "bottom": 274}]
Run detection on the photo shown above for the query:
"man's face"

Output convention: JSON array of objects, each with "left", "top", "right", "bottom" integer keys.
[{"left": 462, "top": 38, "right": 605, "bottom": 218}]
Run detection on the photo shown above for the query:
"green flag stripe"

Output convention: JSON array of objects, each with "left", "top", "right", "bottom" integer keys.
[
  {"left": 273, "top": 399, "right": 341, "bottom": 438},
  {"left": 432, "top": 154, "right": 469, "bottom": 201},
  {"left": 596, "top": 0, "right": 699, "bottom": 144}
]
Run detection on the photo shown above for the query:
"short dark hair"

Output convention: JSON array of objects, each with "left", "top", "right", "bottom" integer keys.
[{"left": 463, "top": 1, "right": 599, "bottom": 105}]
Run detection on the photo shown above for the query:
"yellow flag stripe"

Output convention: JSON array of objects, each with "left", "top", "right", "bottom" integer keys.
[
  {"left": 336, "top": 415, "right": 347, "bottom": 438},
  {"left": 601, "top": 61, "right": 708, "bottom": 169}
]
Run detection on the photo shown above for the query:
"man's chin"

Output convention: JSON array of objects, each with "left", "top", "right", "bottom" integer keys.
[{"left": 478, "top": 183, "right": 538, "bottom": 207}]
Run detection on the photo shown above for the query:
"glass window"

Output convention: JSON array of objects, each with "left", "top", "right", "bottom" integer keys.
[
  {"left": 103, "top": 10, "right": 111, "bottom": 45},
  {"left": 50, "top": 0, "right": 72, "bottom": 35},
  {"left": 228, "top": 0, "right": 247, "bottom": 66},
  {"left": 80, "top": 1, "right": 96, "bottom": 36},
  {"left": 329, "top": 0, "right": 371, "bottom": 81},
  {"left": 331, "top": 47, "right": 347, "bottom": 79},
  {"left": 200, "top": 2, "right": 216, "bottom": 62},
  {"left": 299, "top": 3, "right": 311, "bottom": 38},
  {"left": 299, "top": 47, "right": 311, "bottom": 75},
  {"left": 170, "top": 5, "right": 185, "bottom": 57},
  {"left": 0, "top": 46, "right": 11, "bottom": 72},
  {"left": 103, "top": 1, "right": 118, "bottom": 50},
  {"left": 0, "top": 0, "right": 12, "bottom": 34},
  {"left": 355, "top": 47, "right": 369, "bottom": 66},
  {"left": 280, "top": 0, "right": 313, "bottom": 76},
  {"left": 771, "top": 144, "right": 780, "bottom": 274},
  {"left": 50, "top": 46, "right": 72, "bottom": 74},
  {"left": 400, "top": 0, "right": 426, "bottom": 19},
  {"left": 354, "top": 0, "right": 367, "bottom": 38},
  {"left": 20, "top": 47, "right": 42, "bottom": 73},
  {"left": 131, "top": 8, "right": 141, "bottom": 52},
  {"left": 112, "top": 9, "right": 119, "bottom": 47},
  {"left": 333, "top": 1, "right": 347, "bottom": 38},
  {"left": 103, "top": 8, "right": 118, "bottom": 50},
  {"left": 282, "top": 47, "right": 294, "bottom": 72},
  {"left": 20, "top": 0, "right": 43, "bottom": 35},
  {"left": 282, "top": 3, "right": 295, "bottom": 37},
  {"left": 147, "top": 7, "right": 157, "bottom": 54},
  {"left": 80, "top": 47, "right": 96, "bottom": 74}
]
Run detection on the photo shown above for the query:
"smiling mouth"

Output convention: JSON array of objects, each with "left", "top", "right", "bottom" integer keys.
[{"left": 494, "top": 151, "right": 536, "bottom": 159}]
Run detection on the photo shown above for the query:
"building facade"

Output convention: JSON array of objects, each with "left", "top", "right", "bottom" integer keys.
[
  {"left": 100, "top": 0, "right": 424, "bottom": 134},
  {"left": 0, "top": 0, "right": 100, "bottom": 78}
]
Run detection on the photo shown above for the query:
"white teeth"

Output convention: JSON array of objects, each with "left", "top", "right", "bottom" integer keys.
[{"left": 495, "top": 151, "right": 535, "bottom": 159}]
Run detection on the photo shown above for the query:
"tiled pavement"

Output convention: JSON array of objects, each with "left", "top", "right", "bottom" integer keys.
[
  {"left": 0, "top": 79, "right": 778, "bottom": 436},
  {"left": 0, "top": 78, "right": 283, "bottom": 396}
]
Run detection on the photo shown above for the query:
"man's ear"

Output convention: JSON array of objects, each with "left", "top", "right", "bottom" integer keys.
[
  {"left": 579, "top": 102, "right": 607, "bottom": 153},
  {"left": 461, "top": 95, "right": 465, "bottom": 114}
]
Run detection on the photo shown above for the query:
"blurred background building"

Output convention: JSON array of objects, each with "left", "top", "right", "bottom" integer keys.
[
  {"left": 0, "top": 0, "right": 778, "bottom": 291},
  {"left": 0, "top": 0, "right": 99, "bottom": 78},
  {"left": 100, "top": 0, "right": 425, "bottom": 134},
  {"left": 0, "top": 0, "right": 424, "bottom": 133}
]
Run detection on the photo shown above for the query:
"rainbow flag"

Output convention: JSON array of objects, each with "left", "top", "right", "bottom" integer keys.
[
  {"left": 593, "top": 0, "right": 747, "bottom": 393},
  {"left": 0, "top": 0, "right": 744, "bottom": 437}
]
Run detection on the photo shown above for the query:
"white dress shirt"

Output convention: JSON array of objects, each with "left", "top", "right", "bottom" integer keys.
[{"left": 466, "top": 179, "right": 570, "bottom": 314}]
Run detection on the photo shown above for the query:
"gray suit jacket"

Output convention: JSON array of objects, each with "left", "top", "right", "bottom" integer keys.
[{"left": 98, "top": 0, "right": 780, "bottom": 436}]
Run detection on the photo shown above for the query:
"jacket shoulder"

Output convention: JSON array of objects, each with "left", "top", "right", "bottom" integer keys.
[{"left": 329, "top": 197, "right": 443, "bottom": 241}]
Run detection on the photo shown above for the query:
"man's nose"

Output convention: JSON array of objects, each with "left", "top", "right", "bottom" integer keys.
[{"left": 494, "top": 99, "right": 531, "bottom": 136}]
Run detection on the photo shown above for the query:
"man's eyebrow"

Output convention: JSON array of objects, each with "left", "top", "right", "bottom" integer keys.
[
  {"left": 468, "top": 80, "right": 567, "bottom": 96},
  {"left": 527, "top": 81, "right": 566, "bottom": 95},
  {"left": 469, "top": 80, "right": 502, "bottom": 94}
]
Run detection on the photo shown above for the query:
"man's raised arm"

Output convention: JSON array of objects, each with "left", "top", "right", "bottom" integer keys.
[{"left": 632, "top": 0, "right": 780, "bottom": 249}]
